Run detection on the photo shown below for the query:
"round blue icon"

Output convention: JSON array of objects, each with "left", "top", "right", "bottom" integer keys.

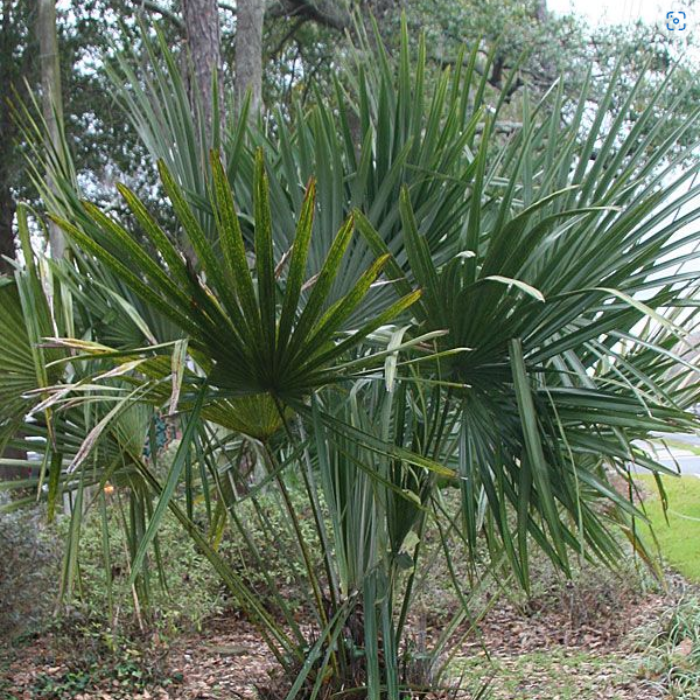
[{"left": 666, "top": 11, "right": 687, "bottom": 31}]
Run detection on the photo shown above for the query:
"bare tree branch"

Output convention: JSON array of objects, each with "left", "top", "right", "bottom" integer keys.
[
  {"left": 136, "top": 0, "right": 235, "bottom": 27},
  {"left": 139, "top": 0, "right": 350, "bottom": 34},
  {"left": 136, "top": 0, "right": 185, "bottom": 28},
  {"left": 431, "top": 49, "right": 525, "bottom": 100},
  {"left": 266, "top": 0, "right": 352, "bottom": 32},
  {"left": 269, "top": 15, "right": 308, "bottom": 58}
]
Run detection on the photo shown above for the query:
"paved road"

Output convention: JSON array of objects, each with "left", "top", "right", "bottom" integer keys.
[
  {"left": 656, "top": 455, "right": 700, "bottom": 475},
  {"left": 653, "top": 432, "right": 700, "bottom": 447},
  {"left": 630, "top": 433, "right": 700, "bottom": 476},
  {"left": 647, "top": 433, "right": 700, "bottom": 475}
]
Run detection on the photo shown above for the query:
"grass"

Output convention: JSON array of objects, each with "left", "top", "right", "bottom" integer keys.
[
  {"left": 636, "top": 474, "right": 700, "bottom": 583},
  {"left": 457, "top": 648, "right": 638, "bottom": 699},
  {"left": 631, "top": 595, "right": 700, "bottom": 700}
]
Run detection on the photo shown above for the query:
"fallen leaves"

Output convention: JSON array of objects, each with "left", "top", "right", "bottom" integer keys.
[{"left": 0, "top": 580, "right": 684, "bottom": 700}]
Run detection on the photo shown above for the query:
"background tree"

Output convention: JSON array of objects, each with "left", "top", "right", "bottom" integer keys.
[
  {"left": 38, "top": 0, "right": 66, "bottom": 259},
  {"left": 181, "top": 0, "right": 222, "bottom": 135},
  {"left": 236, "top": 0, "right": 265, "bottom": 116},
  {"left": 0, "top": 1, "right": 35, "bottom": 273},
  {"left": 1, "top": 0, "right": 699, "bottom": 273}
]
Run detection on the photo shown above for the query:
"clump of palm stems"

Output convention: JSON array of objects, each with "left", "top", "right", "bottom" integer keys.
[{"left": 2, "top": 15, "right": 700, "bottom": 700}]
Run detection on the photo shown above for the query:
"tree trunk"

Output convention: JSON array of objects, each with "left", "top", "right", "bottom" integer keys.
[
  {"left": 38, "top": 0, "right": 66, "bottom": 260},
  {"left": 0, "top": 183, "right": 15, "bottom": 275},
  {"left": 0, "top": 2, "right": 16, "bottom": 273},
  {"left": 534, "top": 0, "right": 548, "bottom": 23},
  {"left": 236, "top": 0, "right": 265, "bottom": 118},
  {"left": 181, "top": 0, "right": 223, "bottom": 138},
  {"left": 533, "top": 0, "right": 555, "bottom": 83}
]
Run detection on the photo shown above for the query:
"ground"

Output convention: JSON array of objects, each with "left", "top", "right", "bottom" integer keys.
[
  {"left": 1, "top": 477, "right": 699, "bottom": 700},
  {"left": 0, "top": 573, "right": 688, "bottom": 699}
]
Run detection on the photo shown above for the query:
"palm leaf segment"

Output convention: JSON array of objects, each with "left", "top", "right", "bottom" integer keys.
[{"left": 52, "top": 150, "right": 420, "bottom": 409}]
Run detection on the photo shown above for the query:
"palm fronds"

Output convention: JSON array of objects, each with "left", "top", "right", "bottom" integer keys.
[{"left": 3, "top": 14, "right": 700, "bottom": 700}]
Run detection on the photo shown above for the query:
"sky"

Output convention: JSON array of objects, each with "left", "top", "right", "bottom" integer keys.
[
  {"left": 549, "top": 0, "right": 691, "bottom": 26},
  {"left": 547, "top": 0, "right": 700, "bottom": 296}
]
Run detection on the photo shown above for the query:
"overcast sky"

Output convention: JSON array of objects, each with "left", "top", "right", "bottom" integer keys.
[{"left": 549, "top": 0, "right": 693, "bottom": 29}]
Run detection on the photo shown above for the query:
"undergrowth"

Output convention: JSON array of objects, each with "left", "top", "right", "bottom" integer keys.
[{"left": 632, "top": 592, "right": 700, "bottom": 699}]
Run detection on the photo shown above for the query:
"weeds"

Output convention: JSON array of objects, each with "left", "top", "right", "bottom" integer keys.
[{"left": 633, "top": 592, "right": 700, "bottom": 699}]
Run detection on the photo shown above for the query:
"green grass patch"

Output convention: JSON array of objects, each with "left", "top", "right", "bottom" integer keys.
[
  {"left": 636, "top": 475, "right": 700, "bottom": 583},
  {"left": 456, "top": 648, "right": 637, "bottom": 699}
]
